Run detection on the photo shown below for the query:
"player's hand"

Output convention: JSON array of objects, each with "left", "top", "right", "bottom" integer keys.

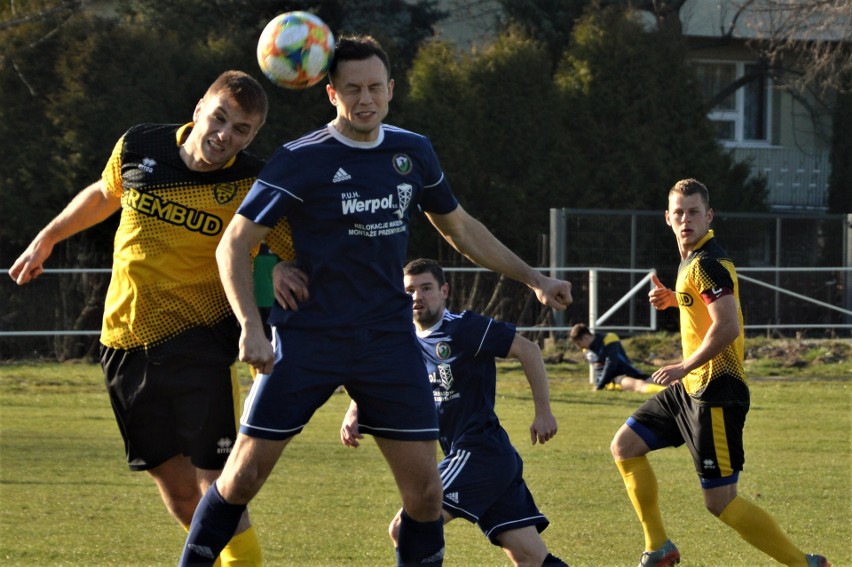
[
  {"left": 273, "top": 261, "right": 309, "bottom": 311},
  {"left": 340, "top": 404, "right": 363, "bottom": 448},
  {"left": 534, "top": 277, "right": 573, "bottom": 311},
  {"left": 649, "top": 274, "right": 676, "bottom": 310},
  {"left": 530, "top": 412, "right": 558, "bottom": 445},
  {"left": 8, "top": 239, "right": 54, "bottom": 285},
  {"left": 239, "top": 326, "right": 274, "bottom": 375},
  {"left": 652, "top": 363, "right": 686, "bottom": 385}
]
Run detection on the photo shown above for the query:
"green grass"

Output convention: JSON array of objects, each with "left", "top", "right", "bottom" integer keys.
[{"left": 0, "top": 359, "right": 849, "bottom": 566}]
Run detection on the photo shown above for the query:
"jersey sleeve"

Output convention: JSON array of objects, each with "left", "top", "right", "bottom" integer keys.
[
  {"left": 459, "top": 311, "right": 516, "bottom": 359},
  {"left": 264, "top": 217, "right": 295, "bottom": 261},
  {"left": 692, "top": 256, "right": 735, "bottom": 304},
  {"left": 237, "top": 146, "right": 300, "bottom": 228},
  {"left": 101, "top": 135, "right": 126, "bottom": 198},
  {"left": 417, "top": 140, "right": 458, "bottom": 215}
]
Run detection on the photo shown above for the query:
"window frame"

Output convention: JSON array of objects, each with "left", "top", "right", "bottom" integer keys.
[{"left": 694, "top": 59, "right": 774, "bottom": 148}]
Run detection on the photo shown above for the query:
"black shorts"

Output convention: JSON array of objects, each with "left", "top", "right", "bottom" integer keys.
[
  {"left": 627, "top": 380, "right": 749, "bottom": 488},
  {"left": 101, "top": 345, "right": 239, "bottom": 471}
]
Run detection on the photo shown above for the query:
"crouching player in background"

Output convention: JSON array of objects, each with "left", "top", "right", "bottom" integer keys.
[{"left": 569, "top": 323, "right": 665, "bottom": 394}]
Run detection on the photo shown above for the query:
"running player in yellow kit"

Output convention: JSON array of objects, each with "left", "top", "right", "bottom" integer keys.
[{"left": 609, "top": 178, "right": 830, "bottom": 567}]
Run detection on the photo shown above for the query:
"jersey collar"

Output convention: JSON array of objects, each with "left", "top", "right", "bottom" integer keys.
[
  {"left": 415, "top": 308, "right": 446, "bottom": 338},
  {"left": 326, "top": 122, "right": 385, "bottom": 149},
  {"left": 694, "top": 229, "right": 715, "bottom": 251}
]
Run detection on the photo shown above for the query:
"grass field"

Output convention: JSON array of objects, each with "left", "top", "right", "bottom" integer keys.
[{"left": 0, "top": 356, "right": 849, "bottom": 566}]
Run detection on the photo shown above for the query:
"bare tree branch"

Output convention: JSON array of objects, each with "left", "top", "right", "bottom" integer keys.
[{"left": 0, "top": 0, "right": 81, "bottom": 31}]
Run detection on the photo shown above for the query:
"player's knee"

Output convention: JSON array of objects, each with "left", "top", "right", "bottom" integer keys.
[
  {"left": 152, "top": 481, "right": 202, "bottom": 525},
  {"left": 704, "top": 499, "right": 726, "bottom": 517},
  {"left": 610, "top": 424, "right": 643, "bottom": 460},
  {"left": 502, "top": 545, "right": 548, "bottom": 567},
  {"left": 219, "top": 466, "right": 267, "bottom": 505},
  {"left": 169, "top": 497, "right": 201, "bottom": 526},
  {"left": 402, "top": 479, "right": 443, "bottom": 520},
  {"left": 388, "top": 510, "right": 402, "bottom": 545},
  {"left": 609, "top": 433, "right": 626, "bottom": 459}
]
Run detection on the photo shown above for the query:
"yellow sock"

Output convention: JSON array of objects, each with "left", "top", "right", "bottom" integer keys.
[
  {"left": 642, "top": 383, "right": 667, "bottom": 394},
  {"left": 220, "top": 525, "right": 263, "bottom": 566},
  {"left": 719, "top": 496, "right": 807, "bottom": 566},
  {"left": 615, "top": 456, "right": 668, "bottom": 551}
]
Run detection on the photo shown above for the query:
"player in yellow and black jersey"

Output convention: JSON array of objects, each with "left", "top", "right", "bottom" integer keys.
[
  {"left": 9, "top": 70, "right": 293, "bottom": 566},
  {"left": 609, "top": 179, "right": 830, "bottom": 567}
]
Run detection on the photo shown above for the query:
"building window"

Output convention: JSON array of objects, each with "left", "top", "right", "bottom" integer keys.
[{"left": 694, "top": 60, "right": 771, "bottom": 146}]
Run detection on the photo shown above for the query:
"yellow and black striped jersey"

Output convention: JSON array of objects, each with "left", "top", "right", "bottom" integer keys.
[
  {"left": 675, "top": 230, "right": 747, "bottom": 402},
  {"left": 100, "top": 122, "right": 293, "bottom": 351}
]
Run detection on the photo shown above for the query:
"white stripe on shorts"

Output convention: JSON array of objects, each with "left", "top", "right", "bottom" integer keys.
[{"left": 440, "top": 449, "right": 471, "bottom": 489}]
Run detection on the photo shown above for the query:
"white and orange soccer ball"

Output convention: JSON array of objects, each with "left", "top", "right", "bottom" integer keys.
[{"left": 256, "top": 11, "right": 335, "bottom": 90}]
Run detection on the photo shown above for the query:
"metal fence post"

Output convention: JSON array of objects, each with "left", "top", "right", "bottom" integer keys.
[
  {"left": 846, "top": 214, "right": 852, "bottom": 326},
  {"left": 549, "top": 208, "right": 567, "bottom": 337},
  {"left": 589, "top": 268, "right": 598, "bottom": 384}
]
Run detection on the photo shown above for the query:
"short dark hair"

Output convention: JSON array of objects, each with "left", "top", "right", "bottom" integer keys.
[
  {"left": 403, "top": 258, "right": 446, "bottom": 287},
  {"left": 329, "top": 35, "right": 391, "bottom": 85},
  {"left": 206, "top": 70, "right": 269, "bottom": 124},
  {"left": 569, "top": 323, "right": 592, "bottom": 342},
  {"left": 669, "top": 178, "right": 710, "bottom": 208}
]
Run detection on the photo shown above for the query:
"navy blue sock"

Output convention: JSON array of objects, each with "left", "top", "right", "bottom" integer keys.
[
  {"left": 396, "top": 510, "right": 444, "bottom": 566},
  {"left": 178, "top": 482, "right": 246, "bottom": 566},
  {"left": 543, "top": 552, "right": 570, "bottom": 566}
]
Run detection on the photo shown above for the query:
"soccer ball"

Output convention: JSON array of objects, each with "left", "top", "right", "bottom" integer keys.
[{"left": 256, "top": 11, "right": 335, "bottom": 90}]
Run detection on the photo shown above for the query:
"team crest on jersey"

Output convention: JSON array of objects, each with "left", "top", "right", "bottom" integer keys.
[
  {"left": 435, "top": 341, "right": 451, "bottom": 359},
  {"left": 213, "top": 182, "right": 237, "bottom": 205},
  {"left": 677, "top": 291, "right": 693, "bottom": 307},
  {"left": 392, "top": 154, "right": 412, "bottom": 175}
]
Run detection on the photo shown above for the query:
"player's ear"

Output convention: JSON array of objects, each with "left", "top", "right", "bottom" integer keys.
[
  {"left": 327, "top": 83, "right": 337, "bottom": 105},
  {"left": 193, "top": 99, "right": 204, "bottom": 122},
  {"left": 387, "top": 78, "right": 394, "bottom": 101},
  {"left": 707, "top": 207, "right": 714, "bottom": 223},
  {"left": 440, "top": 282, "right": 449, "bottom": 300},
  {"left": 665, "top": 210, "right": 672, "bottom": 226}
]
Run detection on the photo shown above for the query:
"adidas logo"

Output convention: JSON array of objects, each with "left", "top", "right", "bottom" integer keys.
[
  {"left": 332, "top": 168, "right": 351, "bottom": 183},
  {"left": 445, "top": 491, "right": 459, "bottom": 503}
]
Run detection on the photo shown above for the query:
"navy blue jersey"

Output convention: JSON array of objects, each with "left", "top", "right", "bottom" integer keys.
[
  {"left": 418, "top": 310, "right": 517, "bottom": 456},
  {"left": 586, "top": 332, "right": 649, "bottom": 390},
  {"left": 237, "top": 124, "right": 459, "bottom": 330}
]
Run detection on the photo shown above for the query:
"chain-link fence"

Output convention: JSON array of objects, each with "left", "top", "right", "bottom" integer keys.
[
  {"left": 2, "top": 210, "right": 849, "bottom": 360},
  {"left": 551, "top": 209, "right": 851, "bottom": 337}
]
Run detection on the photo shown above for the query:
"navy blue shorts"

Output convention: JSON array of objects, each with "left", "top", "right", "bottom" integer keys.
[
  {"left": 438, "top": 447, "right": 548, "bottom": 544},
  {"left": 627, "top": 380, "right": 748, "bottom": 488},
  {"left": 240, "top": 327, "right": 439, "bottom": 441}
]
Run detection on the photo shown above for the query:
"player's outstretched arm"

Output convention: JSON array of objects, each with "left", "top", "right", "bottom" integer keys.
[
  {"left": 425, "top": 205, "right": 572, "bottom": 311},
  {"left": 217, "top": 214, "right": 273, "bottom": 374},
  {"left": 9, "top": 181, "right": 121, "bottom": 285},
  {"left": 340, "top": 399, "right": 362, "bottom": 448},
  {"left": 507, "top": 335, "right": 558, "bottom": 445}
]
